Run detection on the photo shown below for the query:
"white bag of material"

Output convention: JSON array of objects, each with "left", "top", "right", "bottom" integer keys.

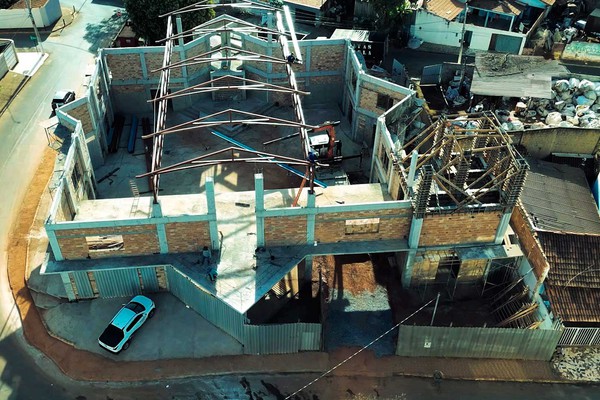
[
  {"left": 531, "top": 122, "right": 548, "bottom": 129},
  {"left": 563, "top": 104, "right": 576, "bottom": 116},
  {"left": 509, "top": 119, "right": 525, "bottom": 131},
  {"left": 560, "top": 91, "right": 572, "bottom": 100},
  {"left": 579, "top": 79, "right": 595, "bottom": 93},
  {"left": 554, "top": 100, "right": 566, "bottom": 111},
  {"left": 576, "top": 105, "right": 590, "bottom": 116},
  {"left": 584, "top": 90, "right": 597, "bottom": 100},
  {"left": 576, "top": 95, "right": 595, "bottom": 106},
  {"left": 546, "top": 112, "right": 563, "bottom": 125},
  {"left": 569, "top": 78, "right": 581, "bottom": 91},
  {"left": 554, "top": 80, "right": 570, "bottom": 92},
  {"left": 558, "top": 121, "right": 574, "bottom": 127},
  {"left": 566, "top": 115, "right": 580, "bottom": 126}
]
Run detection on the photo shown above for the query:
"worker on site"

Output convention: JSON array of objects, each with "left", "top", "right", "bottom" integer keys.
[{"left": 286, "top": 53, "right": 296, "bottom": 64}]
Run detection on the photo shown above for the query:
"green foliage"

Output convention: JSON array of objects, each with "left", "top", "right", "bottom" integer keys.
[
  {"left": 370, "top": 0, "right": 412, "bottom": 31},
  {"left": 123, "top": 0, "right": 216, "bottom": 45},
  {"left": 0, "top": 0, "right": 17, "bottom": 9}
]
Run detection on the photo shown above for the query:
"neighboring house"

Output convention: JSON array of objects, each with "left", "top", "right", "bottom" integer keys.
[
  {"left": 0, "top": 39, "right": 18, "bottom": 79},
  {"left": 0, "top": 0, "right": 61, "bottom": 29},
  {"left": 510, "top": 158, "right": 600, "bottom": 347},
  {"left": 331, "top": 29, "right": 388, "bottom": 67},
  {"left": 113, "top": 23, "right": 140, "bottom": 48},
  {"left": 410, "top": 0, "right": 555, "bottom": 54}
]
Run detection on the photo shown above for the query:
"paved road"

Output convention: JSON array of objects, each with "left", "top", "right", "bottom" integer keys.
[{"left": 0, "top": 1, "right": 127, "bottom": 398}]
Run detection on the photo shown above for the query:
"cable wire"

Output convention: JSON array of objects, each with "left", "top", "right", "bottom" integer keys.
[{"left": 284, "top": 296, "right": 437, "bottom": 399}]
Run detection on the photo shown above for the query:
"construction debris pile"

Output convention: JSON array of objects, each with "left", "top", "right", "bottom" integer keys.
[{"left": 497, "top": 78, "right": 600, "bottom": 131}]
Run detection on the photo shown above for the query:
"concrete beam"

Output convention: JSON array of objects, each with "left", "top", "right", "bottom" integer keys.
[
  {"left": 46, "top": 229, "right": 63, "bottom": 261},
  {"left": 60, "top": 273, "right": 77, "bottom": 301}
]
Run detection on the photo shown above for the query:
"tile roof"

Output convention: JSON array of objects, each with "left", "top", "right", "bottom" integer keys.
[
  {"left": 469, "top": 0, "right": 525, "bottom": 15},
  {"left": 424, "top": 0, "right": 465, "bottom": 21},
  {"left": 520, "top": 158, "right": 600, "bottom": 234},
  {"left": 423, "top": 0, "right": 524, "bottom": 21},
  {"left": 538, "top": 231, "right": 600, "bottom": 323}
]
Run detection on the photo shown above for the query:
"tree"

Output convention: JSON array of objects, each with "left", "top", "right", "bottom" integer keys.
[
  {"left": 370, "top": 0, "right": 412, "bottom": 33},
  {"left": 123, "top": 0, "right": 216, "bottom": 45},
  {"left": 0, "top": 0, "right": 17, "bottom": 9}
]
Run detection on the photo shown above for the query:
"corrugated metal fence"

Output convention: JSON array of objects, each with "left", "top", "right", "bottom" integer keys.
[
  {"left": 396, "top": 325, "right": 561, "bottom": 361},
  {"left": 558, "top": 327, "right": 600, "bottom": 347},
  {"left": 243, "top": 323, "right": 321, "bottom": 354},
  {"left": 166, "top": 267, "right": 246, "bottom": 342}
]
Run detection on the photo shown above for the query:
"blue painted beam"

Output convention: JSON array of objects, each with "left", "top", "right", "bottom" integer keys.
[{"left": 210, "top": 130, "right": 327, "bottom": 188}]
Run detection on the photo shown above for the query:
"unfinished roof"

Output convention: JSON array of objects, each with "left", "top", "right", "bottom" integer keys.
[
  {"left": 471, "top": 54, "right": 569, "bottom": 99},
  {"left": 520, "top": 158, "right": 600, "bottom": 234},
  {"left": 538, "top": 231, "right": 600, "bottom": 323},
  {"left": 330, "top": 29, "right": 387, "bottom": 42},
  {"left": 469, "top": 0, "right": 524, "bottom": 15},
  {"left": 424, "top": 0, "right": 465, "bottom": 21},
  {"left": 285, "top": 0, "right": 325, "bottom": 10}
]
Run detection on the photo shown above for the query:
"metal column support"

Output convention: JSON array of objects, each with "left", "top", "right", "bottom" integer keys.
[
  {"left": 255, "top": 173, "right": 265, "bottom": 247},
  {"left": 494, "top": 212, "right": 512, "bottom": 244},
  {"left": 205, "top": 176, "right": 220, "bottom": 250}
]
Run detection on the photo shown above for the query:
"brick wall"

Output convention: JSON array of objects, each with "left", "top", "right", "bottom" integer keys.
[
  {"left": 244, "top": 40, "right": 269, "bottom": 72},
  {"left": 66, "top": 103, "right": 93, "bottom": 133},
  {"left": 359, "top": 81, "right": 408, "bottom": 114},
  {"left": 457, "top": 259, "right": 488, "bottom": 282},
  {"left": 315, "top": 209, "right": 411, "bottom": 243},
  {"left": 106, "top": 53, "right": 143, "bottom": 81},
  {"left": 55, "top": 225, "right": 160, "bottom": 260},
  {"left": 264, "top": 216, "right": 307, "bottom": 246},
  {"left": 165, "top": 221, "right": 211, "bottom": 252},
  {"left": 310, "top": 44, "right": 345, "bottom": 72},
  {"left": 111, "top": 85, "right": 145, "bottom": 94},
  {"left": 411, "top": 251, "right": 441, "bottom": 284},
  {"left": 419, "top": 211, "right": 501, "bottom": 246},
  {"left": 185, "top": 40, "right": 209, "bottom": 77},
  {"left": 510, "top": 204, "right": 548, "bottom": 281}
]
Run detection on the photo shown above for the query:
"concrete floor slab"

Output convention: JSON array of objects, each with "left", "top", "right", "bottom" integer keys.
[
  {"left": 41, "top": 292, "right": 244, "bottom": 361},
  {"left": 94, "top": 99, "right": 365, "bottom": 200}
]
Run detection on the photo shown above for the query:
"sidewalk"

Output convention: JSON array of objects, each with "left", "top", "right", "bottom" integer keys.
[{"left": 5, "top": 146, "right": 580, "bottom": 384}]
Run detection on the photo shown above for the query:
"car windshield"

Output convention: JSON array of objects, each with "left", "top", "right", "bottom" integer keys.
[
  {"left": 125, "top": 301, "right": 144, "bottom": 313},
  {"left": 99, "top": 324, "right": 124, "bottom": 347}
]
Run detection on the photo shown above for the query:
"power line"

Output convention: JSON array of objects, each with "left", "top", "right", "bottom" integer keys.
[{"left": 284, "top": 296, "right": 437, "bottom": 400}]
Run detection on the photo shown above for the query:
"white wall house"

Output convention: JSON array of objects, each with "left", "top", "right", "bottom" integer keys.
[
  {"left": 410, "top": 0, "right": 552, "bottom": 54},
  {"left": 0, "top": 0, "right": 61, "bottom": 29}
]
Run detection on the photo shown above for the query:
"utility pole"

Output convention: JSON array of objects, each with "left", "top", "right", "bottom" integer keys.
[
  {"left": 24, "top": 0, "right": 44, "bottom": 53},
  {"left": 457, "top": 0, "right": 468, "bottom": 64}
]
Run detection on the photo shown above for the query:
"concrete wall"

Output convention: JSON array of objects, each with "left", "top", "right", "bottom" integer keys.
[
  {"left": 411, "top": 11, "right": 526, "bottom": 54},
  {"left": 513, "top": 127, "right": 600, "bottom": 158},
  {"left": 0, "top": 40, "right": 18, "bottom": 79},
  {"left": 0, "top": 0, "right": 61, "bottom": 28},
  {"left": 510, "top": 204, "right": 549, "bottom": 286}
]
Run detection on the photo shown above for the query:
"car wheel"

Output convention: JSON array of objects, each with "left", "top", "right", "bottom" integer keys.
[
  {"left": 148, "top": 309, "right": 155, "bottom": 318},
  {"left": 122, "top": 341, "right": 130, "bottom": 351}
]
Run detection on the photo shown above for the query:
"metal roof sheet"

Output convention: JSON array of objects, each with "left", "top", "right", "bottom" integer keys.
[
  {"left": 469, "top": 0, "right": 525, "bottom": 15},
  {"left": 520, "top": 158, "right": 600, "bottom": 234}
]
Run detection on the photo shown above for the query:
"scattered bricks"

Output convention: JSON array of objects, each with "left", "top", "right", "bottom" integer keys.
[
  {"left": 419, "top": 212, "right": 502, "bottom": 247},
  {"left": 165, "top": 222, "right": 211, "bottom": 253},
  {"left": 106, "top": 53, "right": 143, "bottom": 81}
]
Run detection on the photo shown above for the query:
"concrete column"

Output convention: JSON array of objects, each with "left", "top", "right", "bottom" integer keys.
[
  {"left": 406, "top": 150, "right": 419, "bottom": 190},
  {"left": 303, "top": 255, "right": 314, "bottom": 283},
  {"left": 60, "top": 273, "right": 77, "bottom": 301},
  {"left": 46, "top": 228, "right": 63, "bottom": 261},
  {"left": 408, "top": 218, "right": 423, "bottom": 249},
  {"left": 152, "top": 202, "right": 168, "bottom": 253},
  {"left": 494, "top": 212, "right": 512, "bottom": 244},
  {"left": 205, "top": 177, "right": 220, "bottom": 250},
  {"left": 306, "top": 191, "right": 316, "bottom": 244},
  {"left": 402, "top": 249, "right": 417, "bottom": 288},
  {"left": 62, "top": 177, "right": 77, "bottom": 216},
  {"left": 255, "top": 174, "right": 265, "bottom": 247}
]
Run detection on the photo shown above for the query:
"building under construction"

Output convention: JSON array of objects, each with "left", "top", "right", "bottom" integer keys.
[{"left": 39, "top": 2, "right": 563, "bottom": 359}]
